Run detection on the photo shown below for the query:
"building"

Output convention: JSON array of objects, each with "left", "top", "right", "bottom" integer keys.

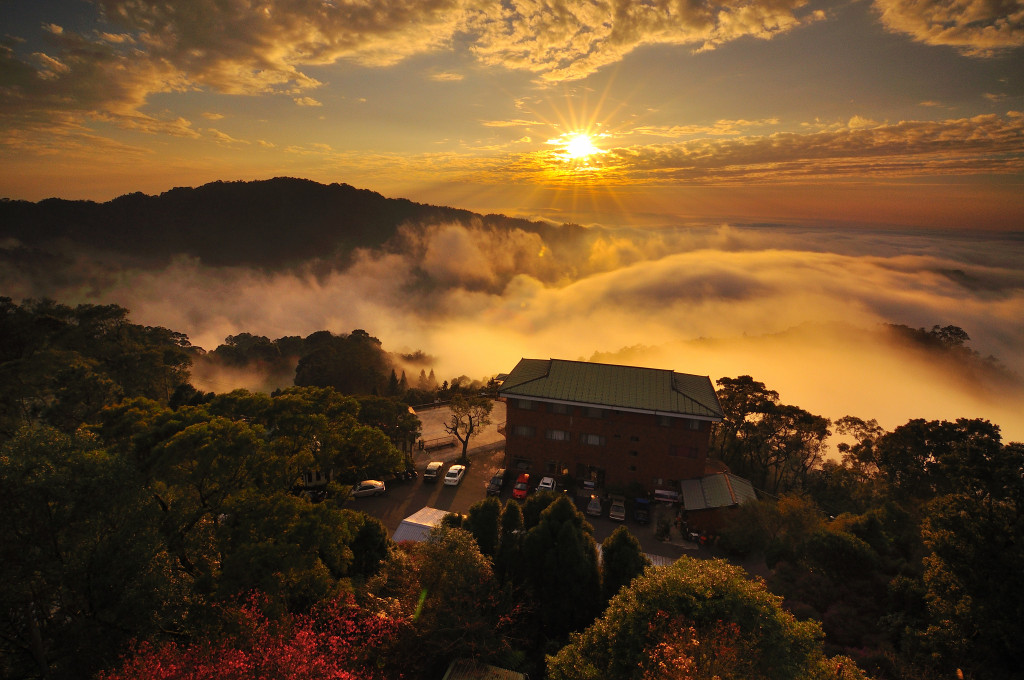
[{"left": 498, "top": 358, "right": 724, "bottom": 494}]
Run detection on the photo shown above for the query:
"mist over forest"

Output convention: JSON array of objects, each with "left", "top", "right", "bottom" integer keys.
[{"left": 2, "top": 178, "right": 1022, "bottom": 442}]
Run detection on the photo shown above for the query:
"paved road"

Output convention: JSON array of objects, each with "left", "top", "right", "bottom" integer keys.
[{"left": 345, "top": 400, "right": 757, "bottom": 568}]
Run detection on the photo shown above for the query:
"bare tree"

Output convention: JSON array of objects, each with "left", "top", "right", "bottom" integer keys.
[{"left": 443, "top": 394, "right": 493, "bottom": 464}]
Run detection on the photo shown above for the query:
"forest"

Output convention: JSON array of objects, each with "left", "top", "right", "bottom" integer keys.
[{"left": 1, "top": 297, "right": 1021, "bottom": 680}]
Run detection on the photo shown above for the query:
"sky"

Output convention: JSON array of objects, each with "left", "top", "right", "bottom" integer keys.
[{"left": 1, "top": 0, "right": 1023, "bottom": 229}]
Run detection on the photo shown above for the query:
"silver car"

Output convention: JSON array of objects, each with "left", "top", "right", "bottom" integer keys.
[{"left": 351, "top": 480, "right": 386, "bottom": 497}]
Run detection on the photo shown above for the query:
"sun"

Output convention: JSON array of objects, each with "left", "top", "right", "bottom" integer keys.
[{"left": 564, "top": 133, "right": 601, "bottom": 160}]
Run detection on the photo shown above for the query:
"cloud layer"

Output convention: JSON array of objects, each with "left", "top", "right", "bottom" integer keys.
[{"left": 4, "top": 221, "right": 1022, "bottom": 442}]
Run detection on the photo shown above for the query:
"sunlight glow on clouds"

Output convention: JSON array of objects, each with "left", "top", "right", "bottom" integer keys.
[{"left": 6, "top": 222, "right": 1020, "bottom": 441}]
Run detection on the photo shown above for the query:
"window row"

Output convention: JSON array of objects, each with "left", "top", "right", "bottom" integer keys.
[
  {"left": 514, "top": 399, "right": 705, "bottom": 429},
  {"left": 510, "top": 425, "right": 605, "bottom": 446}
]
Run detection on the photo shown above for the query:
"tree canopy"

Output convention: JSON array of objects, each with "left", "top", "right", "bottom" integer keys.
[{"left": 547, "top": 556, "right": 866, "bottom": 680}]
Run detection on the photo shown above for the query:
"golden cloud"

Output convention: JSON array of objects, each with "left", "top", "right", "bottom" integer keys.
[{"left": 873, "top": 0, "right": 1024, "bottom": 56}]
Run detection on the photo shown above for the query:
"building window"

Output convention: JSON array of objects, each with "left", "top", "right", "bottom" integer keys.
[
  {"left": 657, "top": 415, "right": 673, "bottom": 427},
  {"left": 581, "top": 433, "right": 606, "bottom": 446},
  {"left": 669, "top": 445, "right": 682, "bottom": 457},
  {"left": 630, "top": 435, "right": 640, "bottom": 442},
  {"left": 629, "top": 450, "right": 639, "bottom": 457},
  {"left": 689, "top": 419, "right": 702, "bottom": 430},
  {"left": 511, "top": 425, "right": 535, "bottom": 437},
  {"left": 517, "top": 399, "right": 534, "bottom": 410},
  {"left": 545, "top": 429, "right": 571, "bottom": 441},
  {"left": 546, "top": 461, "right": 558, "bottom": 473},
  {"left": 629, "top": 465, "right": 637, "bottom": 472},
  {"left": 585, "top": 407, "right": 605, "bottom": 418},
  {"left": 550, "top": 403, "right": 571, "bottom": 414}
]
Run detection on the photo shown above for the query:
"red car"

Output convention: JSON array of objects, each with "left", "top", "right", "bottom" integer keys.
[{"left": 512, "top": 473, "right": 530, "bottom": 500}]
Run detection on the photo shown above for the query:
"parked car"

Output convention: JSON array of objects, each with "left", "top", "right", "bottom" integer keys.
[
  {"left": 537, "top": 476, "right": 556, "bottom": 492},
  {"left": 423, "top": 461, "right": 444, "bottom": 482},
  {"left": 633, "top": 497, "right": 651, "bottom": 524},
  {"left": 586, "top": 494, "right": 603, "bottom": 517},
  {"left": 486, "top": 468, "right": 507, "bottom": 496},
  {"left": 351, "top": 480, "right": 386, "bottom": 497},
  {"left": 609, "top": 495, "right": 626, "bottom": 521},
  {"left": 513, "top": 473, "right": 530, "bottom": 500},
  {"left": 444, "top": 464, "right": 467, "bottom": 486}
]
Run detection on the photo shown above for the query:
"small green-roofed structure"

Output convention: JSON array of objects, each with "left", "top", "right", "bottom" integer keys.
[
  {"left": 499, "top": 358, "right": 723, "bottom": 420},
  {"left": 681, "top": 473, "right": 757, "bottom": 511}
]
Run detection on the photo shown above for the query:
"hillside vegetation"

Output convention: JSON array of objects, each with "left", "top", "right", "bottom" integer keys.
[{"left": 1, "top": 298, "right": 1021, "bottom": 680}]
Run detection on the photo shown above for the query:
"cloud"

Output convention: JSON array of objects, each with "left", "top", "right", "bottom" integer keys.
[
  {"left": 873, "top": 0, "right": 1024, "bottom": 56},
  {"left": 429, "top": 71, "right": 465, "bottom": 81},
  {"left": 466, "top": 0, "right": 822, "bottom": 82},
  {"left": 293, "top": 96, "right": 322, "bottom": 106},
  {"left": 206, "top": 128, "right": 250, "bottom": 145},
  {"left": 632, "top": 119, "right": 781, "bottom": 137},
  {"left": 604, "top": 112, "right": 1024, "bottom": 183}
]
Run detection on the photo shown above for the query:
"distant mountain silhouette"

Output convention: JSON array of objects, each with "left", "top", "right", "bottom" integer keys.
[{"left": 0, "top": 177, "right": 578, "bottom": 268}]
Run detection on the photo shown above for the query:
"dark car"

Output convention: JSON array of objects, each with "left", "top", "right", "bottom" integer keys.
[
  {"left": 633, "top": 498, "right": 651, "bottom": 524},
  {"left": 486, "top": 468, "right": 507, "bottom": 496}
]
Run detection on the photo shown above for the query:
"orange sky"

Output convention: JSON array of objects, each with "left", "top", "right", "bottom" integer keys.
[{"left": 1, "top": 0, "right": 1022, "bottom": 229}]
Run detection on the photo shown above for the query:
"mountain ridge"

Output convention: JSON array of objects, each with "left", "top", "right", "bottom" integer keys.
[{"left": 0, "top": 177, "right": 579, "bottom": 269}]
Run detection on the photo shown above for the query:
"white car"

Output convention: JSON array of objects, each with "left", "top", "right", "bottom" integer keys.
[
  {"left": 609, "top": 495, "right": 626, "bottom": 521},
  {"left": 444, "top": 464, "right": 467, "bottom": 486},
  {"left": 351, "top": 480, "right": 386, "bottom": 497},
  {"left": 586, "top": 494, "right": 602, "bottom": 517},
  {"left": 537, "top": 476, "right": 556, "bottom": 492}
]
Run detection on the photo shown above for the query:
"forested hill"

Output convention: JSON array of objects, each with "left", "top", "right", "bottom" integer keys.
[{"left": 0, "top": 177, "right": 574, "bottom": 268}]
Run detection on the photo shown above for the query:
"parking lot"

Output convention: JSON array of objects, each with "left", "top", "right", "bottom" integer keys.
[{"left": 344, "top": 401, "right": 734, "bottom": 565}]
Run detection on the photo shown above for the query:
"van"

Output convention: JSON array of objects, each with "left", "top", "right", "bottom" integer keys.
[{"left": 423, "top": 461, "right": 444, "bottom": 482}]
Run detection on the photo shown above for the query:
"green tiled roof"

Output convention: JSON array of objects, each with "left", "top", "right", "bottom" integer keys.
[{"left": 499, "top": 358, "right": 724, "bottom": 419}]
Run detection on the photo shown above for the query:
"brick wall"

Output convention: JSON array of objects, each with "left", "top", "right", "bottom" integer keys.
[{"left": 502, "top": 397, "right": 712, "bottom": 492}]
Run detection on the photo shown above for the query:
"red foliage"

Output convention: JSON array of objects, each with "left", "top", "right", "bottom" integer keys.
[
  {"left": 100, "top": 593, "right": 403, "bottom": 680},
  {"left": 639, "top": 612, "right": 753, "bottom": 680}
]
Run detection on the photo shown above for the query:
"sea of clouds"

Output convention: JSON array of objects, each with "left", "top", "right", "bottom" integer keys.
[{"left": 3, "top": 220, "right": 1022, "bottom": 443}]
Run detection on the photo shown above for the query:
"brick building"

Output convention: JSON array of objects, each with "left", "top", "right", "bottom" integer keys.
[{"left": 498, "top": 358, "right": 725, "bottom": 494}]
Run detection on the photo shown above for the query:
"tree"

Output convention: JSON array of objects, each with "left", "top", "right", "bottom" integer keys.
[
  {"left": 875, "top": 418, "right": 1005, "bottom": 500},
  {"left": 0, "top": 426, "right": 185, "bottom": 679},
  {"left": 600, "top": 526, "right": 651, "bottom": 603},
  {"left": 344, "top": 511, "right": 392, "bottom": 580},
  {"left": 365, "top": 527, "right": 520, "bottom": 677},
  {"left": 215, "top": 491, "right": 357, "bottom": 612},
  {"left": 443, "top": 394, "right": 493, "bottom": 464},
  {"left": 547, "top": 556, "right": 867, "bottom": 680},
  {"left": 521, "top": 495, "right": 602, "bottom": 643},
  {"left": 495, "top": 500, "right": 525, "bottom": 584},
  {"left": 464, "top": 496, "right": 502, "bottom": 557},
  {"left": 907, "top": 442, "right": 1024, "bottom": 679},
  {"left": 293, "top": 330, "right": 391, "bottom": 395},
  {"left": 710, "top": 376, "right": 830, "bottom": 495},
  {"left": 355, "top": 395, "right": 422, "bottom": 457}
]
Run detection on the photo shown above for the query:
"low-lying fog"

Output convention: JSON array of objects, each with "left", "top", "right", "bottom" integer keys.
[{"left": 4, "top": 221, "right": 1022, "bottom": 443}]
